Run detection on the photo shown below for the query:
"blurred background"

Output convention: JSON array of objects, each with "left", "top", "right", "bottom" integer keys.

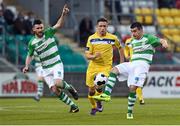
[{"left": 0, "top": 0, "right": 180, "bottom": 98}]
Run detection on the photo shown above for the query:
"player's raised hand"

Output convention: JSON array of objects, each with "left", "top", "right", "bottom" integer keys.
[
  {"left": 160, "top": 39, "right": 168, "bottom": 48},
  {"left": 62, "top": 4, "right": 69, "bottom": 15},
  {"left": 22, "top": 66, "right": 29, "bottom": 73}
]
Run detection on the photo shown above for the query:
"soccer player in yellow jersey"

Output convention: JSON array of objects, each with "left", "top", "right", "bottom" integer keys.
[
  {"left": 85, "top": 17, "right": 124, "bottom": 115},
  {"left": 124, "top": 38, "right": 145, "bottom": 105}
]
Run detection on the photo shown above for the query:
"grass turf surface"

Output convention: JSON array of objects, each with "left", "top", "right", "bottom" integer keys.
[{"left": 0, "top": 97, "right": 180, "bottom": 125}]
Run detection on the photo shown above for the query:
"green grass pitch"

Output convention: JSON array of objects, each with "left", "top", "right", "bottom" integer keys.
[{"left": 0, "top": 97, "right": 180, "bottom": 125}]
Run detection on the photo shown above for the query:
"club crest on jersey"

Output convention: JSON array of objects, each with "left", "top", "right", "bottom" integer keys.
[
  {"left": 134, "top": 77, "right": 139, "bottom": 84},
  {"left": 107, "top": 40, "right": 112, "bottom": 44}
]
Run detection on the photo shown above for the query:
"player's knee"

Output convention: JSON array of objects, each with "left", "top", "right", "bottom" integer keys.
[
  {"left": 129, "top": 85, "right": 137, "bottom": 93},
  {"left": 96, "top": 88, "right": 103, "bottom": 93},
  {"left": 111, "top": 67, "right": 119, "bottom": 75},
  {"left": 37, "top": 76, "right": 44, "bottom": 81},
  {"left": 55, "top": 79, "right": 63, "bottom": 89},
  {"left": 51, "top": 85, "right": 61, "bottom": 96},
  {"left": 95, "top": 85, "right": 103, "bottom": 93}
]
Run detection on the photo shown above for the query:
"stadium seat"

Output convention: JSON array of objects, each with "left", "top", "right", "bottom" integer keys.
[
  {"left": 172, "top": 35, "right": 180, "bottom": 43},
  {"left": 61, "top": 52, "right": 87, "bottom": 72},
  {"left": 134, "top": 8, "right": 141, "bottom": 15},
  {"left": 5, "top": 35, "right": 15, "bottom": 44},
  {"left": 164, "top": 17, "right": 174, "bottom": 26},
  {"left": 72, "top": 53, "right": 87, "bottom": 65},
  {"left": 141, "top": 8, "right": 152, "bottom": 15},
  {"left": 25, "top": 35, "right": 33, "bottom": 41},
  {"left": 161, "top": 28, "right": 169, "bottom": 36},
  {"left": 58, "top": 44, "right": 74, "bottom": 55},
  {"left": 0, "top": 35, "right": 3, "bottom": 52},
  {"left": 144, "top": 16, "right": 153, "bottom": 24},
  {"left": 174, "top": 17, "right": 180, "bottom": 26},
  {"left": 6, "top": 43, "right": 16, "bottom": 63},
  {"left": 170, "top": 8, "right": 179, "bottom": 17},
  {"left": 155, "top": 9, "right": 160, "bottom": 16},
  {"left": 157, "top": 17, "right": 165, "bottom": 26},
  {"left": 24, "top": 35, "right": 33, "bottom": 45},
  {"left": 166, "top": 35, "right": 173, "bottom": 41},
  {"left": 168, "top": 28, "right": 179, "bottom": 35},
  {"left": 15, "top": 35, "right": 27, "bottom": 46},
  {"left": 136, "top": 16, "right": 143, "bottom": 23},
  {"left": 159, "top": 8, "right": 170, "bottom": 17}
]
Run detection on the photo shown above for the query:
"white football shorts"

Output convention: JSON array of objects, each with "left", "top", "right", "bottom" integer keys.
[
  {"left": 35, "top": 66, "right": 44, "bottom": 77},
  {"left": 115, "top": 60, "right": 150, "bottom": 87},
  {"left": 43, "top": 63, "right": 64, "bottom": 88}
]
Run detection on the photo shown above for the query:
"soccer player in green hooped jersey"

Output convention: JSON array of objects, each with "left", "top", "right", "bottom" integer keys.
[
  {"left": 33, "top": 37, "right": 59, "bottom": 102},
  {"left": 22, "top": 4, "right": 79, "bottom": 113},
  {"left": 93, "top": 22, "right": 168, "bottom": 119}
]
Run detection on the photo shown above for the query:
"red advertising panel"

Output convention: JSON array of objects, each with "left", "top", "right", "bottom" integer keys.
[{"left": 0, "top": 73, "right": 38, "bottom": 97}]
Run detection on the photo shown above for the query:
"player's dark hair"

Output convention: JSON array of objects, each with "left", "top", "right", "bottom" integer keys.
[
  {"left": 33, "top": 19, "right": 42, "bottom": 26},
  {"left": 130, "top": 22, "right": 143, "bottom": 30},
  {"left": 97, "top": 17, "right": 108, "bottom": 24}
]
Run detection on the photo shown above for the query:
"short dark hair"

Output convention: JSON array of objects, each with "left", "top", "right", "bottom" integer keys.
[
  {"left": 130, "top": 22, "right": 143, "bottom": 30},
  {"left": 97, "top": 17, "right": 108, "bottom": 24},
  {"left": 33, "top": 19, "right": 42, "bottom": 26}
]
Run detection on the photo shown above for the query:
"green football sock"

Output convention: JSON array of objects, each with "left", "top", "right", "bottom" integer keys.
[
  {"left": 37, "top": 80, "right": 43, "bottom": 96},
  {"left": 104, "top": 72, "right": 117, "bottom": 95},
  {"left": 63, "top": 81, "right": 71, "bottom": 90},
  {"left": 127, "top": 92, "right": 136, "bottom": 114},
  {"left": 58, "top": 91, "right": 75, "bottom": 106}
]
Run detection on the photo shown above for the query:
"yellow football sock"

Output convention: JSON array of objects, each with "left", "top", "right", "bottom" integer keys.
[
  {"left": 136, "top": 87, "right": 144, "bottom": 101},
  {"left": 88, "top": 95, "right": 96, "bottom": 109}
]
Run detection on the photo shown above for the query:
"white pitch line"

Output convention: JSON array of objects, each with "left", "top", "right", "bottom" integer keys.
[{"left": 0, "top": 106, "right": 58, "bottom": 113}]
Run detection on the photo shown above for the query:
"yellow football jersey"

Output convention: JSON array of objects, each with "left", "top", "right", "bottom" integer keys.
[
  {"left": 86, "top": 32, "right": 121, "bottom": 68},
  {"left": 124, "top": 38, "right": 133, "bottom": 59}
]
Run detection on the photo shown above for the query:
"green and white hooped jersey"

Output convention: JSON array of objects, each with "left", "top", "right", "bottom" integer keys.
[
  {"left": 33, "top": 51, "right": 42, "bottom": 68},
  {"left": 28, "top": 27, "right": 61, "bottom": 69},
  {"left": 130, "top": 34, "right": 161, "bottom": 64}
]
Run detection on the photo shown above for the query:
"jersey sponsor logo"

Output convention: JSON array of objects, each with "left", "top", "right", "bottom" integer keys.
[
  {"left": 35, "top": 38, "right": 54, "bottom": 52},
  {"left": 133, "top": 44, "right": 153, "bottom": 53},
  {"left": 90, "top": 38, "right": 115, "bottom": 44}
]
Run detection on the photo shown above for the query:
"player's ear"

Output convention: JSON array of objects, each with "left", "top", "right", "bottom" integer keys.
[{"left": 32, "top": 26, "right": 36, "bottom": 32}]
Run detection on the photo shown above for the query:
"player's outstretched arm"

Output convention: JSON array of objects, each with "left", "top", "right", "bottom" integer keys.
[
  {"left": 22, "top": 55, "right": 33, "bottom": 73},
  {"left": 160, "top": 39, "right": 168, "bottom": 48},
  {"left": 85, "top": 52, "right": 101, "bottom": 60},
  {"left": 119, "top": 48, "right": 125, "bottom": 63},
  {"left": 53, "top": 4, "right": 69, "bottom": 30}
]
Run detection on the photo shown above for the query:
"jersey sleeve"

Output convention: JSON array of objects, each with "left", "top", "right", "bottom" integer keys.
[
  {"left": 147, "top": 34, "right": 161, "bottom": 47},
  {"left": 85, "top": 36, "right": 93, "bottom": 53},
  {"left": 44, "top": 27, "right": 57, "bottom": 38},
  {"left": 54, "top": 36, "right": 59, "bottom": 45},
  {"left": 114, "top": 35, "right": 121, "bottom": 49}
]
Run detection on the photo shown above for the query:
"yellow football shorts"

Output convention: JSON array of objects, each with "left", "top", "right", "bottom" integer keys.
[{"left": 86, "top": 66, "right": 111, "bottom": 88}]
